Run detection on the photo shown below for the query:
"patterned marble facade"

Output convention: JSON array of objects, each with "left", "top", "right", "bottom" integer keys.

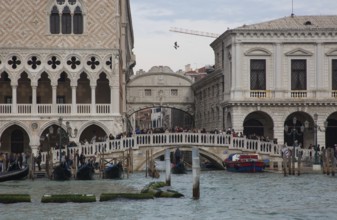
[
  {"left": 0, "top": 0, "right": 135, "bottom": 155},
  {"left": 195, "top": 15, "right": 337, "bottom": 148}
]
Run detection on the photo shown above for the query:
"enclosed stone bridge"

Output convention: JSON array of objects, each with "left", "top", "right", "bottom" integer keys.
[
  {"left": 126, "top": 66, "right": 195, "bottom": 117},
  {"left": 42, "top": 133, "right": 289, "bottom": 171}
]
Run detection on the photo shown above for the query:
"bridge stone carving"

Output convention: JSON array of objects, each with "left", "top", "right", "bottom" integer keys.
[{"left": 126, "top": 66, "right": 194, "bottom": 116}]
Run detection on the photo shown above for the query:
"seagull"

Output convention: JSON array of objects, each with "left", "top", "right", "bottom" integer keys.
[{"left": 174, "top": 41, "right": 179, "bottom": 49}]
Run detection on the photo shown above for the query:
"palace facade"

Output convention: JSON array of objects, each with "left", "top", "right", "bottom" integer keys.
[
  {"left": 0, "top": 0, "right": 135, "bottom": 155},
  {"left": 194, "top": 15, "right": 337, "bottom": 148}
]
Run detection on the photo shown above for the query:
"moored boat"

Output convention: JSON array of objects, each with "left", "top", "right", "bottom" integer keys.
[
  {"left": 171, "top": 161, "right": 187, "bottom": 174},
  {"left": 103, "top": 162, "right": 123, "bottom": 179},
  {"left": 0, "top": 164, "right": 29, "bottom": 182},
  {"left": 53, "top": 164, "right": 72, "bottom": 181},
  {"left": 76, "top": 163, "right": 95, "bottom": 180},
  {"left": 223, "top": 154, "right": 265, "bottom": 173}
]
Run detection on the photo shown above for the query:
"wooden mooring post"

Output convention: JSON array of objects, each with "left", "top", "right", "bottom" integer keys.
[
  {"left": 326, "top": 148, "right": 335, "bottom": 176},
  {"left": 192, "top": 147, "right": 200, "bottom": 200},
  {"left": 165, "top": 148, "right": 171, "bottom": 186},
  {"left": 297, "top": 150, "right": 302, "bottom": 176},
  {"left": 282, "top": 155, "right": 289, "bottom": 177}
]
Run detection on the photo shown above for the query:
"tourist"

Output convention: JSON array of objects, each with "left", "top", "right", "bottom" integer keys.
[{"left": 79, "top": 152, "right": 86, "bottom": 166}]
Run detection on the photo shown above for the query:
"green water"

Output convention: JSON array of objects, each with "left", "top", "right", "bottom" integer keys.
[{"left": 0, "top": 171, "right": 336, "bottom": 220}]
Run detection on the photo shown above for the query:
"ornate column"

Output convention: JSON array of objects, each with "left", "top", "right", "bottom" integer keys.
[
  {"left": 11, "top": 84, "right": 18, "bottom": 114},
  {"left": 91, "top": 85, "right": 96, "bottom": 114},
  {"left": 71, "top": 86, "right": 77, "bottom": 114},
  {"left": 31, "top": 85, "right": 37, "bottom": 114},
  {"left": 52, "top": 85, "right": 57, "bottom": 114}
]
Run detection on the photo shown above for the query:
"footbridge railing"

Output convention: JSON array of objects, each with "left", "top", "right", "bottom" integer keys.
[{"left": 41, "top": 133, "right": 288, "bottom": 164}]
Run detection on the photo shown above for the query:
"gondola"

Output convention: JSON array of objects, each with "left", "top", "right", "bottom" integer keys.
[
  {"left": 53, "top": 163, "right": 72, "bottom": 181},
  {"left": 171, "top": 161, "right": 187, "bottom": 174},
  {"left": 103, "top": 162, "right": 123, "bottom": 179},
  {"left": 0, "top": 164, "right": 29, "bottom": 182},
  {"left": 76, "top": 163, "right": 95, "bottom": 180}
]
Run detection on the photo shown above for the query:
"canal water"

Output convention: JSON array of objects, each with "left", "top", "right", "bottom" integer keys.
[{"left": 0, "top": 171, "right": 336, "bottom": 220}]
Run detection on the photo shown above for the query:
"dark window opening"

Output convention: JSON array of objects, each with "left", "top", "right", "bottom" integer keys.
[
  {"left": 332, "top": 60, "right": 337, "bottom": 90},
  {"left": 250, "top": 59, "right": 266, "bottom": 90},
  {"left": 62, "top": 6, "right": 71, "bottom": 34},
  {"left": 73, "top": 6, "right": 83, "bottom": 34},
  {"left": 291, "top": 59, "right": 307, "bottom": 90},
  {"left": 50, "top": 6, "right": 60, "bottom": 34}
]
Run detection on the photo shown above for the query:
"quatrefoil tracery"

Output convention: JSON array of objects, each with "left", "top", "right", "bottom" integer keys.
[
  {"left": 8, "top": 56, "right": 21, "bottom": 69},
  {"left": 67, "top": 56, "right": 81, "bottom": 70},
  {"left": 27, "top": 56, "right": 41, "bottom": 70},
  {"left": 47, "top": 56, "right": 61, "bottom": 70},
  {"left": 87, "top": 57, "right": 100, "bottom": 70},
  {"left": 106, "top": 56, "right": 112, "bottom": 69}
]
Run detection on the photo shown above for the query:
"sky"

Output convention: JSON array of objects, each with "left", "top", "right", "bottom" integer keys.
[{"left": 130, "top": 0, "right": 337, "bottom": 72}]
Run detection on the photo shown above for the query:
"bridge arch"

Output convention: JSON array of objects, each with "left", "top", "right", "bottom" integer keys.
[
  {"left": 134, "top": 146, "right": 225, "bottom": 171},
  {"left": 126, "top": 66, "right": 194, "bottom": 117}
]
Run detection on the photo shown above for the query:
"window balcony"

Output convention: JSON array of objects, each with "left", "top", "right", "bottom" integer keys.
[
  {"left": 250, "top": 90, "right": 270, "bottom": 98},
  {"left": 291, "top": 91, "right": 307, "bottom": 98}
]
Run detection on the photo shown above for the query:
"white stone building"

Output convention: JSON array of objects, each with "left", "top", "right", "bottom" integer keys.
[
  {"left": 194, "top": 15, "right": 337, "bottom": 148},
  {"left": 0, "top": 0, "right": 135, "bottom": 155}
]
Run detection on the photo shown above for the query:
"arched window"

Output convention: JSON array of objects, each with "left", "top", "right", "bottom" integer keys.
[
  {"left": 73, "top": 6, "right": 83, "bottom": 34},
  {"left": 50, "top": 6, "right": 60, "bottom": 34},
  {"left": 62, "top": 6, "right": 71, "bottom": 34},
  {"left": 49, "top": 0, "right": 84, "bottom": 35}
]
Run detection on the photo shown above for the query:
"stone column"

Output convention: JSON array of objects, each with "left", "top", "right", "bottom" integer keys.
[
  {"left": 12, "top": 85, "right": 18, "bottom": 114},
  {"left": 71, "top": 86, "right": 77, "bottom": 114},
  {"left": 32, "top": 86, "right": 37, "bottom": 114},
  {"left": 52, "top": 85, "right": 57, "bottom": 114},
  {"left": 91, "top": 85, "right": 96, "bottom": 114}
]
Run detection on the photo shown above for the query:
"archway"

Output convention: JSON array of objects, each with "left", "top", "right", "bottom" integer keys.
[
  {"left": 1, "top": 125, "right": 30, "bottom": 153},
  {"left": 79, "top": 125, "right": 107, "bottom": 143},
  {"left": 243, "top": 111, "right": 274, "bottom": 140},
  {"left": 326, "top": 112, "right": 337, "bottom": 148},
  {"left": 284, "top": 112, "right": 311, "bottom": 147}
]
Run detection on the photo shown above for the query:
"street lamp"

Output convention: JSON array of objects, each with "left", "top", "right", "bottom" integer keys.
[
  {"left": 313, "top": 113, "right": 328, "bottom": 164},
  {"left": 284, "top": 117, "right": 309, "bottom": 174}
]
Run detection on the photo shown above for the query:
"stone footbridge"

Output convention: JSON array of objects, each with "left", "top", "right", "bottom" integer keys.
[{"left": 40, "top": 133, "right": 314, "bottom": 171}]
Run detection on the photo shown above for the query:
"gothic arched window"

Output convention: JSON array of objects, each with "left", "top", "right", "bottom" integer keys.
[
  {"left": 73, "top": 6, "right": 83, "bottom": 34},
  {"left": 62, "top": 6, "right": 71, "bottom": 34},
  {"left": 50, "top": 6, "right": 60, "bottom": 34},
  {"left": 49, "top": 0, "right": 84, "bottom": 35}
]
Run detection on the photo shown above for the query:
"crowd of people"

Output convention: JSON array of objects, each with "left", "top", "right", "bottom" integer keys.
[{"left": 0, "top": 151, "right": 29, "bottom": 172}]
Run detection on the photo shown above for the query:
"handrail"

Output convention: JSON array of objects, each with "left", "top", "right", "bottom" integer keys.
[{"left": 40, "top": 133, "right": 287, "bottom": 165}]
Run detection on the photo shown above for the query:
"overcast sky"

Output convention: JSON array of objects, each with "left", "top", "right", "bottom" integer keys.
[{"left": 131, "top": 0, "right": 337, "bottom": 72}]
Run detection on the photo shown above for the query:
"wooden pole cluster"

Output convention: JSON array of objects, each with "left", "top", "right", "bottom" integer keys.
[
  {"left": 192, "top": 147, "right": 200, "bottom": 200},
  {"left": 283, "top": 149, "right": 302, "bottom": 176}
]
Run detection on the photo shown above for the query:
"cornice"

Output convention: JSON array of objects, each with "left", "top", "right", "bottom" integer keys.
[{"left": 222, "top": 101, "right": 337, "bottom": 107}]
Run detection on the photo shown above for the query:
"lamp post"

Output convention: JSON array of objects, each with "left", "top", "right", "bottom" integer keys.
[
  {"left": 284, "top": 117, "right": 308, "bottom": 175},
  {"left": 313, "top": 113, "right": 328, "bottom": 165}
]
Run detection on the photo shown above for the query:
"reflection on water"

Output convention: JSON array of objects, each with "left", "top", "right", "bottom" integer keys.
[{"left": 1, "top": 171, "right": 337, "bottom": 220}]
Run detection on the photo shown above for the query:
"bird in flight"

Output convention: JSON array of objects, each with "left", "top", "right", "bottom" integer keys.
[{"left": 174, "top": 42, "right": 179, "bottom": 49}]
